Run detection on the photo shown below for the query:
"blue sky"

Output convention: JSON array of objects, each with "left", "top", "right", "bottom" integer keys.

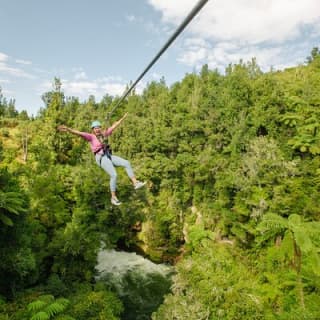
[{"left": 1, "top": 0, "right": 319, "bottom": 116}]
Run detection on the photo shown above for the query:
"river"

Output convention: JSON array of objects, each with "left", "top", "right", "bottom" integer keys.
[{"left": 96, "top": 249, "right": 174, "bottom": 320}]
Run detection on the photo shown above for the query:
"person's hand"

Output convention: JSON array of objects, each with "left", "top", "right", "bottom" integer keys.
[{"left": 58, "top": 125, "right": 68, "bottom": 132}]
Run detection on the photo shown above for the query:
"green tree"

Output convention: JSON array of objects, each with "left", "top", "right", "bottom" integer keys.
[
  {"left": 306, "top": 47, "right": 320, "bottom": 64},
  {"left": 68, "top": 284, "right": 123, "bottom": 320},
  {"left": 257, "top": 213, "right": 320, "bottom": 309}
]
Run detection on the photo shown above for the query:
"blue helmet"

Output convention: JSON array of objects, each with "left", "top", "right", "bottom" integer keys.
[{"left": 91, "top": 120, "right": 101, "bottom": 129}]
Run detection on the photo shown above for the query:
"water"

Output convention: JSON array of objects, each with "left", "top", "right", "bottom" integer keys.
[{"left": 96, "top": 249, "right": 173, "bottom": 320}]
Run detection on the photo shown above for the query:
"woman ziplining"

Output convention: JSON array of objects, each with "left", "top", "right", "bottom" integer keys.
[
  {"left": 58, "top": 113, "right": 146, "bottom": 206},
  {"left": 57, "top": 0, "right": 208, "bottom": 205}
]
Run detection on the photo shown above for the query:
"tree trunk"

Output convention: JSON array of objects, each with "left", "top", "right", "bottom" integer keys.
[{"left": 293, "top": 239, "right": 305, "bottom": 309}]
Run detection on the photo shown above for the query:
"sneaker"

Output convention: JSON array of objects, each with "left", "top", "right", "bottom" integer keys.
[
  {"left": 111, "top": 197, "right": 122, "bottom": 206},
  {"left": 134, "top": 181, "right": 146, "bottom": 190}
]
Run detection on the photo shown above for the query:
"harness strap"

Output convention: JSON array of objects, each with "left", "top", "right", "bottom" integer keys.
[{"left": 95, "top": 145, "right": 112, "bottom": 167}]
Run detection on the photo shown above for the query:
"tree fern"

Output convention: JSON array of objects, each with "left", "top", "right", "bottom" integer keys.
[
  {"left": 27, "top": 295, "right": 71, "bottom": 320},
  {"left": 0, "top": 191, "right": 27, "bottom": 226},
  {"left": 0, "top": 191, "right": 27, "bottom": 214},
  {"left": 258, "top": 213, "right": 320, "bottom": 309},
  {"left": 256, "top": 212, "right": 287, "bottom": 240}
]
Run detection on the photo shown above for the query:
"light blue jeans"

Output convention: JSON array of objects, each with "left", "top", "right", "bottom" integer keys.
[{"left": 95, "top": 154, "right": 134, "bottom": 192}]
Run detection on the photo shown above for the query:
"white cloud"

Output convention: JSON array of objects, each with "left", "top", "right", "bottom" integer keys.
[
  {"left": 199, "top": 0, "right": 319, "bottom": 43},
  {"left": 148, "top": 0, "right": 320, "bottom": 71},
  {"left": 207, "top": 45, "right": 286, "bottom": 71},
  {"left": 183, "top": 37, "right": 210, "bottom": 48},
  {"left": 40, "top": 77, "right": 127, "bottom": 101},
  {"left": 99, "top": 76, "right": 124, "bottom": 83},
  {"left": 178, "top": 46, "right": 207, "bottom": 65},
  {"left": 64, "top": 80, "right": 98, "bottom": 96},
  {"left": 1, "top": 88, "right": 14, "bottom": 96},
  {"left": 148, "top": 0, "right": 320, "bottom": 43},
  {"left": 60, "top": 76, "right": 146, "bottom": 102},
  {"left": 135, "top": 82, "right": 145, "bottom": 95},
  {"left": 101, "top": 83, "right": 126, "bottom": 96},
  {"left": 0, "top": 62, "right": 35, "bottom": 79},
  {"left": 147, "top": 0, "right": 195, "bottom": 22},
  {"left": 16, "top": 59, "right": 32, "bottom": 65},
  {"left": 0, "top": 79, "right": 11, "bottom": 84},
  {"left": 178, "top": 40, "right": 305, "bottom": 72},
  {"left": 74, "top": 71, "right": 87, "bottom": 80},
  {"left": 38, "top": 70, "right": 133, "bottom": 102},
  {"left": 0, "top": 52, "right": 9, "bottom": 62},
  {"left": 0, "top": 52, "right": 35, "bottom": 79}
]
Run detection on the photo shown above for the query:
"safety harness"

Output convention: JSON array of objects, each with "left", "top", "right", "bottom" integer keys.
[{"left": 94, "top": 135, "right": 112, "bottom": 166}]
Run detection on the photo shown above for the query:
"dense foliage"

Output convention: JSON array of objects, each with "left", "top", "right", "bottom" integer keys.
[{"left": 0, "top": 50, "right": 320, "bottom": 319}]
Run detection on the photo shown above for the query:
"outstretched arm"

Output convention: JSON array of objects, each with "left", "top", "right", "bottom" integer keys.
[
  {"left": 57, "top": 125, "right": 84, "bottom": 137},
  {"left": 109, "top": 112, "right": 128, "bottom": 132}
]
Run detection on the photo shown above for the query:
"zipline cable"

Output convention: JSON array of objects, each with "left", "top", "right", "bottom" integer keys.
[{"left": 106, "top": 0, "right": 209, "bottom": 119}]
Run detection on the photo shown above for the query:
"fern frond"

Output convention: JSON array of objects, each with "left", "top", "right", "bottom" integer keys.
[
  {"left": 308, "top": 251, "right": 320, "bottom": 276},
  {"left": 27, "top": 300, "right": 47, "bottom": 312},
  {"left": 30, "top": 311, "right": 50, "bottom": 320},
  {"left": 288, "top": 214, "right": 302, "bottom": 228},
  {"left": 305, "top": 221, "right": 320, "bottom": 239},
  {"left": 44, "top": 300, "right": 68, "bottom": 317},
  {"left": 0, "top": 191, "right": 27, "bottom": 216},
  {"left": 55, "top": 298, "right": 69, "bottom": 307},
  {"left": 0, "top": 212, "right": 13, "bottom": 226},
  {"left": 294, "top": 230, "right": 314, "bottom": 253},
  {"left": 257, "top": 213, "right": 287, "bottom": 233}
]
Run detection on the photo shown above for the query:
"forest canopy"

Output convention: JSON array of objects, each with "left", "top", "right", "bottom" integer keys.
[{"left": 0, "top": 50, "right": 320, "bottom": 319}]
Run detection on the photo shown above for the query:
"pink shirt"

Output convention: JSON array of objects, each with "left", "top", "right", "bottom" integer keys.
[{"left": 79, "top": 128, "right": 113, "bottom": 155}]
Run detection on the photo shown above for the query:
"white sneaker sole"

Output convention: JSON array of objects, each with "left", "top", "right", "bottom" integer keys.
[{"left": 134, "top": 182, "right": 146, "bottom": 190}]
